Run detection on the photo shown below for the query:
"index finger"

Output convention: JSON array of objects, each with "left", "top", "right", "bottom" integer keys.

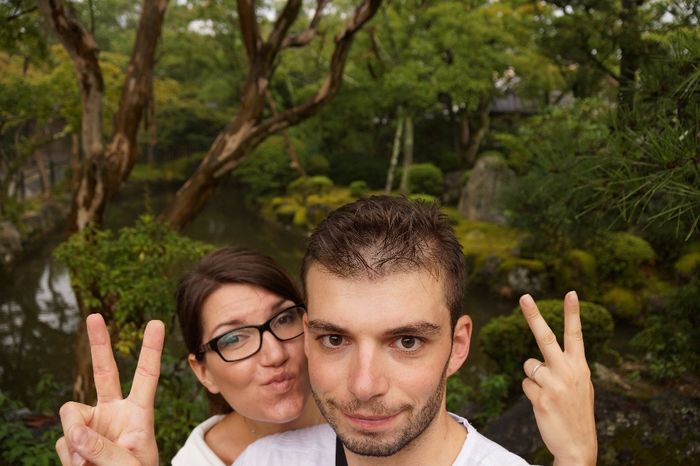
[
  {"left": 563, "top": 290, "right": 586, "bottom": 359},
  {"left": 519, "top": 294, "right": 564, "bottom": 367},
  {"left": 127, "top": 320, "right": 165, "bottom": 409},
  {"left": 86, "top": 313, "right": 123, "bottom": 403}
]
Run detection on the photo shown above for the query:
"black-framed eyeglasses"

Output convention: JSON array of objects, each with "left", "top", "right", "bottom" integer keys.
[{"left": 196, "top": 304, "right": 306, "bottom": 362}]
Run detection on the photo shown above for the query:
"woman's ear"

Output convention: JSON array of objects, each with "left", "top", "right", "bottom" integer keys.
[
  {"left": 446, "top": 315, "right": 472, "bottom": 377},
  {"left": 187, "top": 354, "right": 221, "bottom": 394}
]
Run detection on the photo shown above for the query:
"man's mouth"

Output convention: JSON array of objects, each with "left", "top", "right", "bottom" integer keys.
[{"left": 342, "top": 411, "right": 401, "bottom": 431}]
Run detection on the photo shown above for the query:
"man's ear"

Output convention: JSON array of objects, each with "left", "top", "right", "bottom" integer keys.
[
  {"left": 447, "top": 315, "right": 472, "bottom": 377},
  {"left": 187, "top": 354, "right": 220, "bottom": 394}
]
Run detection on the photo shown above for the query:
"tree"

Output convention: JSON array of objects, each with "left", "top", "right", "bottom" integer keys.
[
  {"left": 159, "top": 0, "right": 383, "bottom": 229},
  {"left": 37, "top": 0, "right": 382, "bottom": 401}
]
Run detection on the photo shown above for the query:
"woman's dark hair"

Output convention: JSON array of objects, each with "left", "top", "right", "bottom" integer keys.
[{"left": 176, "top": 247, "right": 303, "bottom": 414}]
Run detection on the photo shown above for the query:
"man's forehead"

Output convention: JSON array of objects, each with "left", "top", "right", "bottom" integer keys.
[{"left": 304, "top": 263, "right": 450, "bottom": 331}]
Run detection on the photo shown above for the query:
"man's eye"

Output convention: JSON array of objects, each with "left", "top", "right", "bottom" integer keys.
[
  {"left": 394, "top": 336, "right": 423, "bottom": 352},
  {"left": 319, "top": 335, "right": 346, "bottom": 348}
]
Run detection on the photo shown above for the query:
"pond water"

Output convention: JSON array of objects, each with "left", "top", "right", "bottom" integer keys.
[{"left": 0, "top": 181, "right": 520, "bottom": 406}]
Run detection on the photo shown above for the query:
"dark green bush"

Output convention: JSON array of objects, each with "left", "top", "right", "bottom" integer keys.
[
  {"left": 302, "top": 153, "right": 331, "bottom": 176},
  {"left": 632, "top": 266, "right": 700, "bottom": 380},
  {"left": 591, "top": 231, "right": 655, "bottom": 287},
  {"left": 349, "top": 180, "right": 370, "bottom": 198},
  {"left": 479, "top": 300, "right": 614, "bottom": 377},
  {"left": 407, "top": 163, "right": 444, "bottom": 196}
]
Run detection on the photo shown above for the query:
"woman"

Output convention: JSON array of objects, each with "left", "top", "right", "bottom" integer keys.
[
  {"left": 55, "top": 247, "right": 596, "bottom": 465},
  {"left": 171, "top": 248, "right": 324, "bottom": 464}
]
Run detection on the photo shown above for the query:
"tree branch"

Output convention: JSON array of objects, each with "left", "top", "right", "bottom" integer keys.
[
  {"left": 265, "top": 0, "right": 303, "bottom": 55},
  {"left": 251, "top": 0, "right": 382, "bottom": 141},
  {"left": 237, "top": 0, "right": 262, "bottom": 62},
  {"left": 105, "top": 0, "right": 169, "bottom": 185},
  {"left": 282, "top": 0, "right": 329, "bottom": 48},
  {"left": 37, "top": 0, "right": 104, "bottom": 160},
  {"left": 6, "top": 6, "right": 37, "bottom": 21}
]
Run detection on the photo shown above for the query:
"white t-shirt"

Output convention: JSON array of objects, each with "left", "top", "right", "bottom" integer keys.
[
  {"left": 171, "top": 415, "right": 227, "bottom": 466},
  {"left": 234, "top": 412, "right": 530, "bottom": 465}
]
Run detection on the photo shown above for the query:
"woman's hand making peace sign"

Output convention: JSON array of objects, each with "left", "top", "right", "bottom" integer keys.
[{"left": 520, "top": 291, "right": 598, "bottom": 466}]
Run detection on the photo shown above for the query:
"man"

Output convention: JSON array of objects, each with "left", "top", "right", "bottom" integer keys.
[
  {"left": 234, "top": 196, "right": 596, "bottom": 465},
  {"left": 56, "top": 196, "right": 596, "bottom": 466}
]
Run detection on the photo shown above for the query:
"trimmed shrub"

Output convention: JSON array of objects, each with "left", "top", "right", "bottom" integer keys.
[
  {"left": 407, "top": 163, "right": 444, "bottom": 196},
  {"left": 601, "top": 286, "right": 641, "bottom": 321},
  {"left": 556, "top": 249, "right": 598, "bottom": 296},
  {"left": 480, "top": 300, "right": 614, "bottom": 376},
  {"left": 408, "top": 193, "right": 438, "bottom": 204},
  {"left": 287, "top": 176, "right": 333, "bottom": 202},
  {"left": 675, "top": 252, "right": 700, "bottom": 280},
  {"left": 349, "top": 180, "right": 370, "bottom": 198},
  {"left": 302, "top": 154, "right": 331, "bottom": 176},
  {"left": 592, "top": 232, "right": 655, "bottom": 287}
]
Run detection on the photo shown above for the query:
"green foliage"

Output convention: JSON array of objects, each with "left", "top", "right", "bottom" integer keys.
[
  {"left": 480, "top": 300, "right": 614, "bottom": 380},
  {"left": 674, "top": 252, "right": 700, "bottom": 279},
  {"left": 555, "top": 249, "right": 598, "bottom": 296},
  {"left": 302, "top": 154, "right": 331, "bottom": 176},
  {"left": 408, "top": 193, "right": 439, "bottom": 204},
  {"left": 153, "top": 354, "right": 210, "bottom": 463},
  {"left": 286, "top": 176, "right": 334, "bottom": 202},
  {"left": 235, "top": 136, "right": 307, "bottom": 202},
  {"left": 601, "top": 287, "right": 641, "bottom": 322},
  {"left": 591, "top": 232, "right": 656, "bottom": 287},
  {"left": 632, "top": 267, "right": 700, "bottom": 380},
  {"left": 447, "top": 372, "right": 509, "bottom": 424},
  {"left": 54, "top": 216, "right": 213, "bottom": 353},
  {"left": 349, "top": 180, "right": 370, "bottom": 198},
  {"left": 130, "top": 153, "right": 204, "bottom": 183},
  {"left": 0, "top": 386, "right": 62, "bottom": 466},
  {"left": 498, "top": 98, "right": 612, "bottom": 253},
  {"left": 406, "top": 163, "right": 444, "bottom": 196}
]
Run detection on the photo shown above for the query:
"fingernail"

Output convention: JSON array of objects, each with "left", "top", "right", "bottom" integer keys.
[
  {"left": 520, "top": 294, "right": 533, "bottom": 306},
  {"left": 71, "top": 452, "right": 85, "bottom": 466},
  {"left": 567, "top": 290, "right": 578, "bottom": 300},
  {"left": 69, "top": 425, "right": 88, "bottom": 448}
]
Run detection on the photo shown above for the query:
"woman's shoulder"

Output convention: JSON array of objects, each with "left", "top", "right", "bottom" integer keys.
[{"left": 171, "top": 415, "right": 228, "bottom": 466}]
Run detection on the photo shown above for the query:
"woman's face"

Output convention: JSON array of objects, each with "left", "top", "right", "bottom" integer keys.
[{"left": 189, "top": 283, "right": 310, "bottom": 424}]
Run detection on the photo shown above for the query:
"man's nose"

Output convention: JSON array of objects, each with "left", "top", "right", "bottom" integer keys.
[
  {"left": 347, "top": 346, "right": 389, "bottom": 402},
  {"left": 258, "top": 330, "right": 289, "bottom": 367}
]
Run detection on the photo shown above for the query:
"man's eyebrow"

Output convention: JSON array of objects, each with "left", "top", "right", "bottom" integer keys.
[
  {"left": 385, "top": 322, "right": 442, "bottom": 337},
  {"left": 306, "top": 320, "right": 347, "bottom": 334}
]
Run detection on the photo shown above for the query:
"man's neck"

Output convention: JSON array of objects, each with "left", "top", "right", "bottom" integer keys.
[{"left": 344, "top": 410, "right": 467, "bottom": 466}]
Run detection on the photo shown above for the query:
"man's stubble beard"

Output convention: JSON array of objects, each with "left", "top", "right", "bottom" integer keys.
[{"left": 311, "top": 363, "right": 449, "bottom": 457}]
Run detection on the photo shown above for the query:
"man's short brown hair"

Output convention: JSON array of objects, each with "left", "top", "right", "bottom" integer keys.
[{"left": 301, "top": 196, "right": 465, "bottom": 328}]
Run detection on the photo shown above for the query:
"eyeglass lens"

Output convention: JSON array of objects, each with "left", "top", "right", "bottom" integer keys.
[{"left": 216, "top": 306, "right": 304, "bottom": 361}]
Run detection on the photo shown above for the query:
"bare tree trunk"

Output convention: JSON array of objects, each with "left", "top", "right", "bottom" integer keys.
[
  {"left": 385, "top": 107, "right": 404, "bottom": 194},
  {"left": 399, "top": 113, "right": 414, "bottom": 195},
  {"left": 160, "top": 0, "right": 382, "bottom": 230},
  {"left": 70, "top": 134, "right": 81, "bottom": 194},
  {"left": 35, "top": 150, "right": 51, "bottom": 196},
  {"left": 461, "top": 98, "right": 491, "bottom": 168}
]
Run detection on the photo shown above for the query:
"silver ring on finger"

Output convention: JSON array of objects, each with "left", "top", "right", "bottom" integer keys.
[{"left": 529, "top": 361, "right": 546, "bottom": 380}]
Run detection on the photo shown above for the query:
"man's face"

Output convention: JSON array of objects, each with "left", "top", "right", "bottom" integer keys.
[{"left": 303, "top": 264, "right": 471, "bottom": 457}]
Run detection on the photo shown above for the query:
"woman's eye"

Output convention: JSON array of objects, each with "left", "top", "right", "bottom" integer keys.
[
  {"left": 394, "top": 336, "right": 423, "bottom": 352},
  {"left": 320, "top": 335, "right": 346, "bottom": 348},
  {"left": 219, "top": 333, "right": 246, "bottom": 348}
]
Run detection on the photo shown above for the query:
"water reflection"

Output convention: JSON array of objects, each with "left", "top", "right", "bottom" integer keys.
[{"left": 0, "top": 234, "right": 78, "bottom": 405}]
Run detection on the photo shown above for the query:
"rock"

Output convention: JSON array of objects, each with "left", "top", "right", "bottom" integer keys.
[
  {"left": 0, "top": 221, "right": 22, "bottom": 268},
  {"left": 442, "top": 170, "right": 464, "bottom": 205},
  {"left": 458, "top": 155, "right": 514, "bottom": 224},
  {"left": 506, "top": 264, "right": 545, "bottom": 295}
]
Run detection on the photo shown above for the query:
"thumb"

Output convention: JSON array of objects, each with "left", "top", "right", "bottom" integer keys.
[{"left": 68, "top": 425, "right": 140, "bottom": 466}]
